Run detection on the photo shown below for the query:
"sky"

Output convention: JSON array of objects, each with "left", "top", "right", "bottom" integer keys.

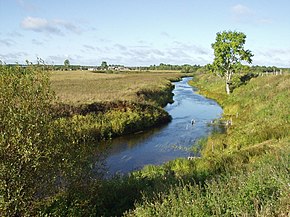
[{"left": 1, "top": 0, "right": 290, "bottom": 67}]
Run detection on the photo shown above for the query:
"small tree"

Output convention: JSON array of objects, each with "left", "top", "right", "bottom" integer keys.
[
  {"left": 64, "top": 59, "right": 70, "bottom": 70},
  {"left": 101, "top": 61, "right": 108, "bottom": 70},
  {"left": 211, "top": 30, "right": 253, "bottom": 94}
]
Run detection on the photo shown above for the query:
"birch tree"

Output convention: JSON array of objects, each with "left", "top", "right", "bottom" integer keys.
[{"left": 211, "top": 31, "right": 253, "bottom": 94}]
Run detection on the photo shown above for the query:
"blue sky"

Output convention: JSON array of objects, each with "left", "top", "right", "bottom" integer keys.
[{"left": 1, "top": 0, "right": 290, "bottom": 67}]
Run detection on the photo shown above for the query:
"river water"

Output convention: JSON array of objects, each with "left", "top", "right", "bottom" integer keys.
[{"left": 102, "top": 77, "right": 223, "bottom": 176}]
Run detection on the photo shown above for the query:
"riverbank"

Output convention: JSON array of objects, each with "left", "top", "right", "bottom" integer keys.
[
  {"left": 52, "top": 101, "right": 172, "bottom": 142},
  {"left": 39, "top": 73, "right": 289, "bottom": 216},
  {"left": 125, "top": 73, "right": 290, "bottom": 216},
  {"left": 49, "top": 71, "right": 184, "bottom": 142},
  {"left": 101, "top": 77, "right": 222, "bottom": 176}
]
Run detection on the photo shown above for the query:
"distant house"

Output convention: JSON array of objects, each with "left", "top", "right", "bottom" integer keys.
[
  {"left": 88, "top": 67, "right": 98, "bottom": 71},
  {"left": 108, "top": 66, "right": 130, "bottom": 71}
]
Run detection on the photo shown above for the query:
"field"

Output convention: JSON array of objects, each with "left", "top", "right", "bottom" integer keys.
[{"left": 50, "top": 70, "right": 182, "bottom": 104}]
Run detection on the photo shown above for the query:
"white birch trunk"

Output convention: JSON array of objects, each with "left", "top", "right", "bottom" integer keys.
[
  {"left": 226, "top": 81, "right": 231, "bottom": 95},
  {"left": 225, "top": 70, "right": 232, "bottom": 95}
]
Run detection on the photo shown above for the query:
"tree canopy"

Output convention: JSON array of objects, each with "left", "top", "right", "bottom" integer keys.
[
  {"left": 211, "top": 30, "right": 253, "bottom": 94},
  {"left": 101, "top": 61, "right": 108, "bottom": 69},
  {"left": 64, "top": 59, "right": 70, "bottom": 67}
]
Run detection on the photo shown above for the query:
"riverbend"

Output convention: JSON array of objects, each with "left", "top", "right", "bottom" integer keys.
[{"left": 102, "top": 77, "right": 223, "bottom": 176}]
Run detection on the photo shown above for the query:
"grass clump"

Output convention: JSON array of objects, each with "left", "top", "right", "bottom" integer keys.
[
  {"left": 126, "top": 151, "right": 289, "bottom": 217},
  {"left": 54, "top": 101, "right": 171, "bottom": 141}
]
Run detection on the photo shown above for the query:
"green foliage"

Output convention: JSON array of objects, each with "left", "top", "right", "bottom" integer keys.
[
  {"left": 0, "top": 64, "right": 57, "bottom": 216},
  {"left": 0, "top": 65, "right": 104, "bottom": 216},
  {"left": 136, "top": 82, "right": 175, "bottom": 107},
  {"left": 189, "top": 73, "right": 227, "bottom": 104},
  {"left": 211, "top": 30, "right": 253, "bottom": 94},
  {"left": 148, "top": 63, "right": 201, "bottom": 72},
  {"left": 64, "top": 59, "right": 70, "bottom": 67},
  {"left": 101, "top": 61, "right": 108, "bottom": 70}
]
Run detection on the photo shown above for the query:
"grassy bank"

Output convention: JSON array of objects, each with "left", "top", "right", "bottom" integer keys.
[
  {"left": 123, "top": 73, "right": 290, "bottom": 216},
  {"left": 53, "top": 101, "right": 171, "bottom": 142},
  {"left": 0, "top": 66, "right": 186, "bottom": 216}
]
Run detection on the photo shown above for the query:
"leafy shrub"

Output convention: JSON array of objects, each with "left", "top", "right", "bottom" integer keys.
[{"left": 0, "top": 65, "right": 104, "bottom": 216}]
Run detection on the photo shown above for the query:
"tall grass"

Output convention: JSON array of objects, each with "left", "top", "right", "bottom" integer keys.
[
  {"left": 49, "top": 70, "right": 182, "bottom": 145},
  {"left": 54, "top": 101, "right": 171, "bottom": 142},
  {"left": 126, "top": 150, "right": 289, "bottom": 217}
]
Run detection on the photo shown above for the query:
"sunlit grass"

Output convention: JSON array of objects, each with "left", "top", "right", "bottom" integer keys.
[
  {"left": 123, "top": 73, "right": 290, "bottom": 217},
  {"left": 50, "top": 70, "right": 182, "bottom": 104}
]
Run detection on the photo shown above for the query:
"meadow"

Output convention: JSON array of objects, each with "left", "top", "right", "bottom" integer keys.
[{"left": 50, "top": 70, "right": 182, "bottom": 105}]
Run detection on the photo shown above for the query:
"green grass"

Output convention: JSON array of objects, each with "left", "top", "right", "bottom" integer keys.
[
  {"left": 124, "top": 73, "right": 290, "bottom": 217},
  {"left": 126, "top": 149, "right": 289, "bottom": 217},
  {"left": 54, "top": 101, "right": 171, "bottom": 142}
]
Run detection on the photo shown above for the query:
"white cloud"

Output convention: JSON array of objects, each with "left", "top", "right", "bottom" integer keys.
[
  {"left": 7, "top": 31, "right": 23, "bottom": 37},
  {"left": 172, "top": 41, "right": 209, "bottom": 55},
  {"left": 257, "top": 18, "right": 273, "bottom": 25},
  {"left": 17, "top": 0, "right": 37, "bottom": 12},
  {"left": 83, "top": 44, "right": 96, "bottom": 51},
  {"left": 32, "top": 39, "right": 43, "bottom": 45},
  {"left": 21, "top": 17, "right": 81, "bottom": 35},
  {"left": 91, "top": 41, "right": 211, "bottom": 66},
  {"left": 231, "top": 4, "right": 252, "bottom": 15},
  {"left": 21, "top": 17, "right": 60, "bottom": 34},
  {"left": 53, "top": 19, "right": 81, "bottom": 34},
  {"left": 253, "top": 48, "right": 290, "bottom": 67},
  {"left": 0, "top": 39, "right": 16, "bottom": 47},
  {"left": 231, "top": 4, "right": 273, "bottom": 25},
  {"left": 0, "top": 52, "right": 28, "bottom": 63}
]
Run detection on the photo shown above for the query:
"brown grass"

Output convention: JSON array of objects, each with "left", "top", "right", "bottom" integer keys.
[{"left": 50, "top": 70, "right": 182, "bottom": 104}]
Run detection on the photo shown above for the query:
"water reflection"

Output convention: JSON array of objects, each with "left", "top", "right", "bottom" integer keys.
[{"left": 101, "top": 77, "right": 223, "bottom": 177}]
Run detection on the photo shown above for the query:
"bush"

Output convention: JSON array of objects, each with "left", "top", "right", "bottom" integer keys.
[
  {"left": 0, "top": 65, "right": 103, "bottom": 216},
  {"left": 0, "top": 65, "right": 58, "bottom": 215}
]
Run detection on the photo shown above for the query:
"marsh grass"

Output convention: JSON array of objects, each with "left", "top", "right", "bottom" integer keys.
[{"left": 50, "top": 70, "right": 182, "bottom": 105}]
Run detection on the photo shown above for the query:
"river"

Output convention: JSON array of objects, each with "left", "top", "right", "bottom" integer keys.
[{"left": 102, "top": 77, "right": 223, "bottom": 177}]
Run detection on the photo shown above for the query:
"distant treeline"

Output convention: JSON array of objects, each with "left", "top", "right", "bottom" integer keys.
[{"left": 2, "top": 62, "right": 290, "bottom": 74}]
